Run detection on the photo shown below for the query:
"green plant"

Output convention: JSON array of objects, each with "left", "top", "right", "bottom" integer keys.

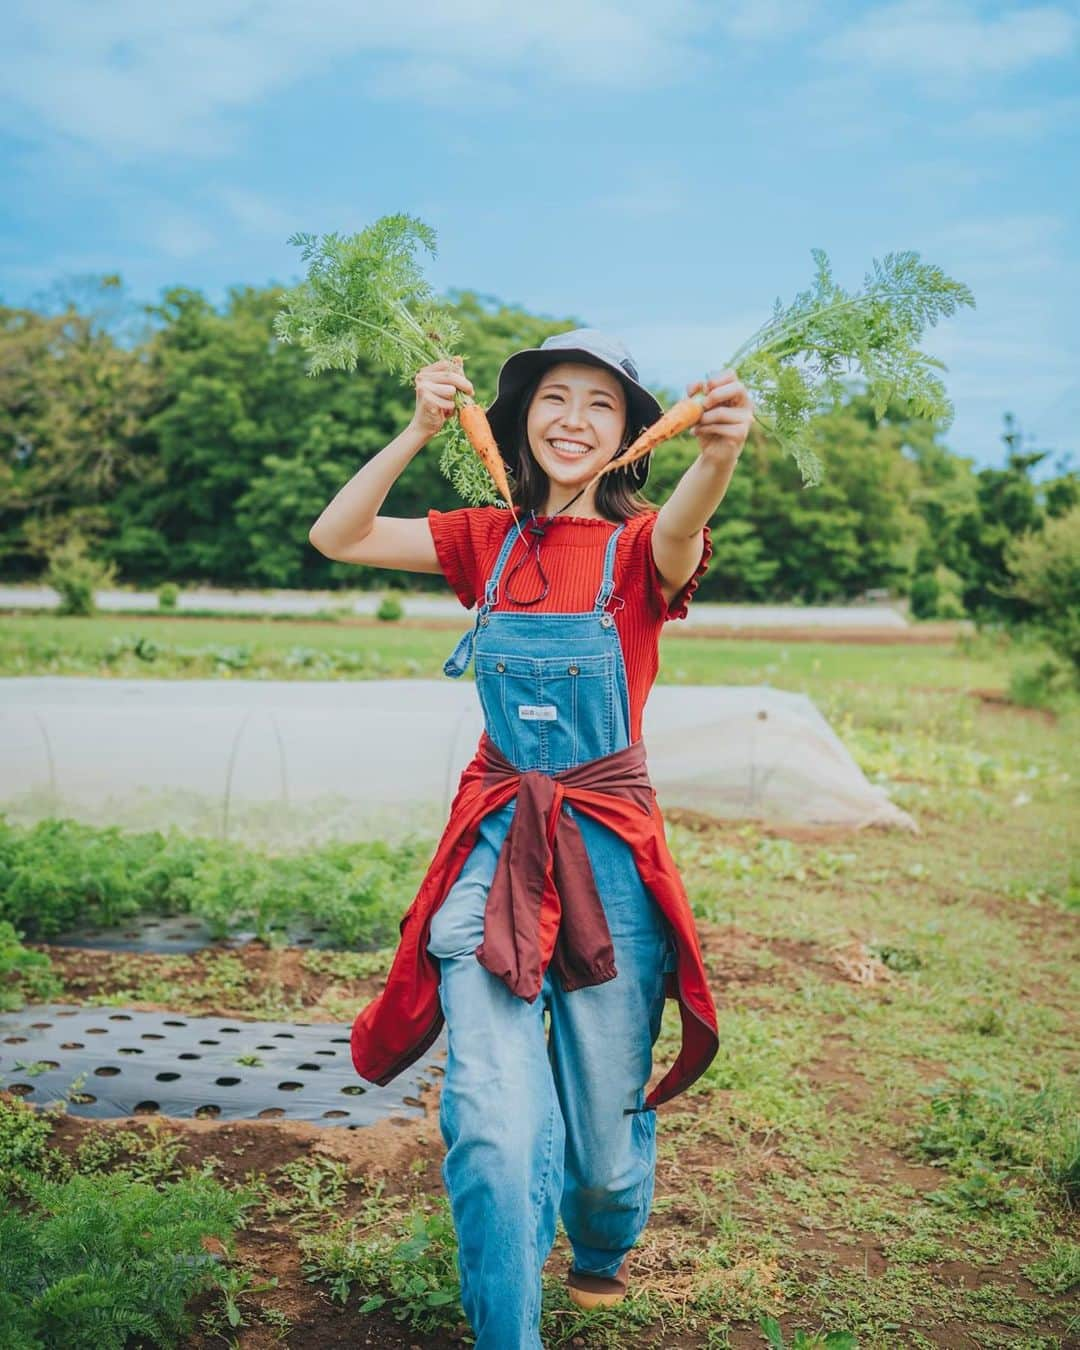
[
  {"left": 909, "top": 563, "right": 968, "bottom": 620},
  {"left": 0, "top": 919, "right": 62, "bottom": 1010},
  {"left": 0, "top": 1095, "right": 66, "bottom": 1189},
  {"left": 43, "top": 536, "right": 117, "bottom": 617},
  {"left": 301, "top": 948, "right": 395, "bottom": 981},
  {"left": 73, "top": 1121, "right": 186, "bottom": 1186},
  {"left": 1003, "top": 505, "right": 1080, "bottom": 671},
  {"left": 759, "top": 1315, "right": 858, "bottom": 1348},
  {"left": 1008, "top": 652, "right": 1074, "bottom": 709},
  {"left": 866, "top": 941, "right": 923, "bottom": 973},
  {"left": 0, "top": 815, "right": 428, "bottom": 949},
  {"left": 1023, "top": 1239, "right": 1080, "bottom": 1294},
  {"left": 211, "top": 1264, "right": 279, "bottom": 1330},
  {"left": 156, "top": 582, "right": 180, "bottom": 611},
  {"left": 912, "top": 1066, "right": 1059, "bottom": 1170},
  {"left": 376, "top": 592, "right": 405, "bottom": 622},
  {"left": 727, "top": 248, "right": 975, "bottom": 486},
  {"left": 274, "top": 216, "right": 509, "bottom": 508},
  {"left": 926, "top": 1163, "right": 1028, "bottom": 1214},
  {"left": 300, "top": 1196, "right": 463, "bottom": 1334},
  {"left": 266, "top": 1157, "right": 349, "bottom": 1224},
  {"left": 1042, "top": 1120, "right": 1080, "bottom": 1206},
  {"left": 0, "top": 1169, "right": 254, "bottom": 1347}
]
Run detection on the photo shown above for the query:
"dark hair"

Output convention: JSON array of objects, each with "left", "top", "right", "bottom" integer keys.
[{"left": 506, "top": 371, "right": 655, "bottom": 522}]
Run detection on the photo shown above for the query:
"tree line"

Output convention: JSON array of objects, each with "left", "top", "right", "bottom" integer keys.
[{"left": 1, "top": 276, "right": 1076, "bottom": 626}]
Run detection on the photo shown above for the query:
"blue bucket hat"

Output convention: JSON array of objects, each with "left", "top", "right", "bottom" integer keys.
[{"left": 484, "top": 328, "right": 663, "bottom": 489}]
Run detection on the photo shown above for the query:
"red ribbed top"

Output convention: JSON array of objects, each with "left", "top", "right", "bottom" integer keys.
[{"left": 427, "top": 507, "right": 713, "bottom": 741}]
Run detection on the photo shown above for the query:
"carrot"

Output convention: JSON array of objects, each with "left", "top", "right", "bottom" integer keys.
[
  {"left": 457, "top": 399, "right": 519, "bottom": 522},
  {"left": 585, "top": 396, "right": 704, "bottom": 489}
]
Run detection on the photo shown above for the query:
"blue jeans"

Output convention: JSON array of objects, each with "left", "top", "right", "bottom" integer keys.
[{"left": 427, "top": 799, "right": 674, "bottom": 1349}]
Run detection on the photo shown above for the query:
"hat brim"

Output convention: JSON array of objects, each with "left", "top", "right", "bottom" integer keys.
[{"left": 484, "top": 348, "right": 662, "bottom": 490}]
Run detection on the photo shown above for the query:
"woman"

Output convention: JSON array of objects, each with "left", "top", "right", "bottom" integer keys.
[{"left": 309, "top": 329, "right": 753, "bottom": 1348}]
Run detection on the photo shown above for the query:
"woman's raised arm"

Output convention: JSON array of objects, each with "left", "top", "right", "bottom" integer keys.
[
  {"left": 652, "top": 370, "right": 754, "bottom": 602},
  {"left": 308, "top": 359, "right": 473, "bottom": 572}
]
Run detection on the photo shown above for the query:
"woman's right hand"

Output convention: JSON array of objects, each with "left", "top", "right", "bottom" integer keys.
[{"left": 409, "top": 357, "right": 476, "bottom": 441}]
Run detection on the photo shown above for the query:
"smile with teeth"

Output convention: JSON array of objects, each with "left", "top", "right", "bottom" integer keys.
[{"left": 549, "top": 438, "right": 594, "bottom": 456}]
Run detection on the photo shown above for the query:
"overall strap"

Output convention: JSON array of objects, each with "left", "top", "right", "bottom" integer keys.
[
  {"left": 592, "top": 523, "right": 626, "bottom": 613},
  {"left": 479, "top": 519, "right": 524, "bottom": 617},
  {"left": 442, "top": 517, "right": 520, "bottom": 679}
]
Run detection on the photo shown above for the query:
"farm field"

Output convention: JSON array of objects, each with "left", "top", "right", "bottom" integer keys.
[{"left": 1, "top": 614, "right": 1078, "bottom": 1348}]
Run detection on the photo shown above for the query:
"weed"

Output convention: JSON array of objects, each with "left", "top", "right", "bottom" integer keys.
[
  {"left": 1023, "top": 1239, "right": 1080, "bottom": 1294},
  {"left": 1041, "top": 1119, "right": 1080, "bottom": 1207},
  {"left": 0, "top": 918, "right": 63, "bottom": 1009},
  {"left": 301, "top": 1195, "right": 463, "bottom": 1334},
  {"left": 925, "top": 1164, "right": 1029, "bottom": 1215},
  {"left": 912, "top": 1066, "right": 1060, "bottom": 1170},
  {"left": 211, "top": 1263, "right": 280, "bottom": 1330},
  {"left": 0, "top": 1094, "right": 68, "bottom": 1187},
  {"left": 266, "top": 1156, "right": 350, "bottom": 1224},
  {"left": 760, "top": 1315, "right": 858, "bottom": 1349},
  {"left": 73, "top": 1120, "right": 186, "bottom": 1185}
]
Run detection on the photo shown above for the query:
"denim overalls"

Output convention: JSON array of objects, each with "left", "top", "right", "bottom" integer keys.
[{"left": 427, "top": 518, "right": 676, "bottom": 1349}]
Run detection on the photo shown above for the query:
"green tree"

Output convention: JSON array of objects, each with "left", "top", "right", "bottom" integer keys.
[
  {"left": 0, "top": 278, "right": 158, "bottom": 577},
  {"left": 1003, "top": 505, "right": 1080, "bottom": 671}
]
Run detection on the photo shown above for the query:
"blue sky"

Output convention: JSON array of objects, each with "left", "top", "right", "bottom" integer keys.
[{"left": 2, "top": 0, "right": 1078, "bottom": 474}]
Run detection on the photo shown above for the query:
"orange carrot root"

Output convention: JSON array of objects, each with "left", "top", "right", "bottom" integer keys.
[
  {"left": 586, "top": 396, "right": 703, "bottom": 490},
  {"left": 457, "top": 400, "right": 519, "bottom": 520}
]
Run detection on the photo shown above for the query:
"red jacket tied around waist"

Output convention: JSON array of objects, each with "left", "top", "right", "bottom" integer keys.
[{"left": 350, "top": 733, "right": 719, "bottom": 1109}]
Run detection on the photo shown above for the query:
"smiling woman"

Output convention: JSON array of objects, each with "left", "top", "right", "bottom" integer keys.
[
  {"left": 507, "top": 361, "right": 645, "bottom": 523},
  {"left": 310, "top": 324, "right": 753, "bottom": 1347}
]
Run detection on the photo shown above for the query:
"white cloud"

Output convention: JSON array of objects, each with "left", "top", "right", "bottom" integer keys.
[
  {"left": 588, "top": 190, "right": 688, "bottom": 217},
  {"left": 216, "top": 187, "right": 296, "bottom": 241},
  {"left": 922, "top": 213, "right": 1068, "bottom": 280},
  {"left": 150, "top": 211, "right": 218, "bottom": 260},
  {"left": 0, "top": 0, "right": 716, "bottom": 160},
  {"left": 959, "top": 94, "right": 1080, "bottom": 139},
  {"left": 716, "top": 0, "right": 819, "bottom": 40},
  {"left": 821, "top": 0, "right": 1078, "bottom": 84}
]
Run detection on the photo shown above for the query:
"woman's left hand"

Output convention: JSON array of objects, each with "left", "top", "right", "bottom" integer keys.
[{"left": 688, "top": 370, "right": 754, "bottom": 461}]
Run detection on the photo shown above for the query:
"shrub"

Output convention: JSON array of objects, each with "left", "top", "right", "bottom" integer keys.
[
  {"left": 1008, "top": 652, "right": 1074, "bottom": 710},
  {"left": 156, "top": 582, "right": 180, "bottom": 611},
  {"left": 42, "top": 537, "right": 117, "bottom": 618},
  {"left": 1003, "top": 506, "right": 1080, "bottom": 672},
  {"left": 909, "top": 564, "right": 968, "bottom": 620},
  {"left": 376, "top": 592, "right": 404, "bottom": 622}
]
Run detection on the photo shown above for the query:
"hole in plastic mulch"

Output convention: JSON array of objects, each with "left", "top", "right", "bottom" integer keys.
[{"left": 0, "top": 1005, "right": 440, "bottom": 1127}]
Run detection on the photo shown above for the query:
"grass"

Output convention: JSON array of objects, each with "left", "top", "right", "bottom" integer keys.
[
  {"left": 0, "top": 611, "right": 1077, "bottom": 1346},
  {"left": 0, "top": 610, "right": 1015, "bottom": 688}
]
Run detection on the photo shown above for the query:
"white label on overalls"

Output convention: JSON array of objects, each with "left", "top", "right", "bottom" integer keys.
[{"left": 518, "top": 704, "right": 558, "bottom": 721}]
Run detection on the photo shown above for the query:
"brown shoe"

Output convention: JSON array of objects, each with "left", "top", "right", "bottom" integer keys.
[{"left": 566, "top": 1255, "right": 630, "bottom": 1309}]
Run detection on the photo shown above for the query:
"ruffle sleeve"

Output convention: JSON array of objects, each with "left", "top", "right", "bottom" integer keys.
[
  {"left": 629, "top": 511, "right": 714, "bottom": 622},
  {"left": 427, "top": 507, "right": 501, "bottom": 610}
]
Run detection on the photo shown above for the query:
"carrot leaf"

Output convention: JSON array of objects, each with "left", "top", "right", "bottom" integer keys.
[
  {"left": 730, "top": 249, "right": 975, "bottom": 486},
  {"left": 275, "top": 217, "right": 496, "bottom": 501}
]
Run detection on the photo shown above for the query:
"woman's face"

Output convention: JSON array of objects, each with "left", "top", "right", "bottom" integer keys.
[{"left": 525, "top": 361, "right": 628, "bottom": 491}]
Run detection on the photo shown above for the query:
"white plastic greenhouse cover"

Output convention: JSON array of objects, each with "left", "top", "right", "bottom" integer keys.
[{"left": 0, "top": 678, "right": 916, "bottom": 847}]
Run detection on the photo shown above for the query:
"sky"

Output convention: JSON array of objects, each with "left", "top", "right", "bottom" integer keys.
[{"left": 2, "top": 0, "right": 1078, "bottom": 475}]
